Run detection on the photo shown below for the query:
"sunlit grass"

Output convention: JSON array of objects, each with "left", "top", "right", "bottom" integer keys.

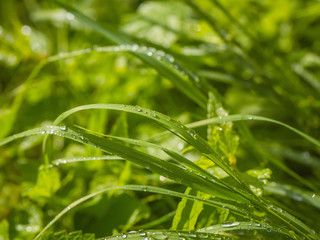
[{"left": 0, "top": 0, "right": 319, "bottom": 240}]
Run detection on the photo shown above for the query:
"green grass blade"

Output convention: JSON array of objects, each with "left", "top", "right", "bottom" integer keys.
[
  {"left": 188, "top": 114, "right": 320, "bottom": 148},
  {"left": 33, "top": 184, "right": 253, "bottom": 240},
  {"left": 1, "top": 125, "right": 250, "bottom": 204},
  {"left": 47, "top": 104, "right": 252, "bottom": 195},
  {"left": 264, "top": 182, "right": 320, "bottom": 209},
  {"left": 56, "top": 2, "right": 207, "bottom": 109}
]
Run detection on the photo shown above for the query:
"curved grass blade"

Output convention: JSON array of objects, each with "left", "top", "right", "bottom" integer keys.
[
  {"left": 56, "top": 1, "right": 207, "bottom": 109},
  {"left": 130, "top": 211, "right": 176, "bottom": 230},
  {"left": 2, "top": 125, "right": 318, "bottom": 239},
  {"left": 197, "top": 221, "right": 292, "bottom": 238},
  {"left": 45, "top": 104, "right": 252, "bottom": 196},
  {"left": 0, "top": 125, "right": 250, "bottom": 204},
  {"left": 187, "top": 115, "right": 320, "bottom": 148},
  {"left": 42, "top": 105, "right": 320, "bottom": 238},
  {"left": 264, "top": 182, "right": 320, "bottom": 210},
  {"left": 33, "top": 184, "right": 255, "bottom": 240},
  {"left": 73, "top": 128, "right": 234, "bottom": 192},
  {"left": 100, "top": 230, "right": 236, "bottom": 240}
]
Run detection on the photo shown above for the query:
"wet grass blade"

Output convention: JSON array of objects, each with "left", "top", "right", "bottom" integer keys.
[
  {"left": 46, "top": 104, "right": 253, "bottom": 195},
  {"left": 188, "top": 115, "right": 320, "bottom": 148},
  {"left": 1, "top": 125, "right": 319, "bottom": 239},
  {"left": 56, "top": 2, "right": 207, "bottom": 109},
  {"left": 264, "top": 182, "right": 320, "bottom": 209},
  {"left": 32, "top": 184, "right": 255, "bottom": 240},
  {"left": 0, "top": 125, "right": 250, "bottom": 204}
]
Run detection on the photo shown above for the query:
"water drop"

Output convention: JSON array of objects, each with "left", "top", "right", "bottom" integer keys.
[
  {"left": 60, "top": 125, "right": 66, "bottom": 131},
  {"left": 312, "top": 193, "right": 316, "bottom": 198},
  {"left": 188, "top": 232, "right": 197, "bottom": 238},
  {"left": 293, "top": 194, "right": 303, "bottom": 202},
  {"left": 21, "top": 25, "right": 31, "bottom": 36},
  {"left": 168, "top": 56, "right": 174, "bottom": 62},
  {"left": 147, "top": 52, "right": 153, "bottom": 56},
  {"left": 199, "top": 233, "right": 208, "bottom": 238},
  {"left": 132, "top": 44, "right": 138, "bottom": 51},
  {"left": 122, "top": 234, "right": 127, "bottom": 239},
  {"left": 222, "top": 221, "right": 240, "bottom": 227},
  {"left": 66, "top": 13, "right": 75, "bottom": 20},
  {"left": 289, "top": 230, "right": 295, "bottom": 235}
]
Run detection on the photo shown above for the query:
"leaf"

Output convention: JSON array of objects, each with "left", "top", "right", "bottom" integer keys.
[
  {"left": 172, "top": 188, "right": 208, "bottom": 231},
  {"left": 24, "top": 166, "right": 61, "bottom": 200}
]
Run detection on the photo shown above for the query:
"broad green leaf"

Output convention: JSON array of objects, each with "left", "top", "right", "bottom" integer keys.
[
  {"left": 172, "top": 188, "right": 208, "bottom": 231},
  {"left": 24, "top": 166, "right": 61, "bottom": 200}
]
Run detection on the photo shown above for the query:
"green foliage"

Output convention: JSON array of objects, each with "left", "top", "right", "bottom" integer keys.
[{"left": 0, "top": 0, "right": 320, "bottom": 240}]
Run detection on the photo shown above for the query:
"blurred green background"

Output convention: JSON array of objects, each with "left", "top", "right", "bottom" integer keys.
[{"left": 0, "top": 0, "right": 320, "bottom": 239}]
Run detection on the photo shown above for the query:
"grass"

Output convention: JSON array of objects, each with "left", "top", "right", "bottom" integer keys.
[{"left": 0, "top": 0, "right": 319, "bottom": 240}]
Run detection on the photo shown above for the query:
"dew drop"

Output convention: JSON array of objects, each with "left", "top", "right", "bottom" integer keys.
[
  {"left": 122, "top": 234, "right": 127, "bottom": 239},
  {"left": 66, "top": 13, "right": 75, "bottom": 20},
  {"left": 147, "top": 52, "right": 153, "bottom": 56},
  {"left": 21, "top": 25, "right": 32, "bottom": 36},
  {"left": 132, "top": 44, "right": 138, "bottom": 51},
  {"left": 168, "top": 56, "right": 174, "bottom": 62},
  {"left": 139, "top": 232, "right": 147, "bottom": 237},
  {"left": 222, "top": 221, "right": 240, "bottom": 227},
  {"left": 312, "top": 193, "right": 316, "bottom": 198},
  {"left": 188, "top": 232, "right": 197, "bottom": 238}
]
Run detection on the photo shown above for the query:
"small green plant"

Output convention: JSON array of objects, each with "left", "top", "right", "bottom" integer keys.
[{"left": 0, "top": 1, "right": 319, "bottom": 240}]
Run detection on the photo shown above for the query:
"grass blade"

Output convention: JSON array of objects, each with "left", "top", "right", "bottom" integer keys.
[{"left": 56, "top": 2, "right": 207, "bottom": 109}]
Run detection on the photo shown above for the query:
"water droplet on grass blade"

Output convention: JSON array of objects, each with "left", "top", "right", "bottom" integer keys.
[
  {"left": 222, "top": 221, "right": 240, "bottom": 227},
  {"left": 66, "top": 13, "right": 75, "bottom": 20}
]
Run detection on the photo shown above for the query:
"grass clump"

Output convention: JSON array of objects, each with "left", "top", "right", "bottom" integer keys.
[{"left": 0, "top": 1, "right": 319, "bottom": 240}]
